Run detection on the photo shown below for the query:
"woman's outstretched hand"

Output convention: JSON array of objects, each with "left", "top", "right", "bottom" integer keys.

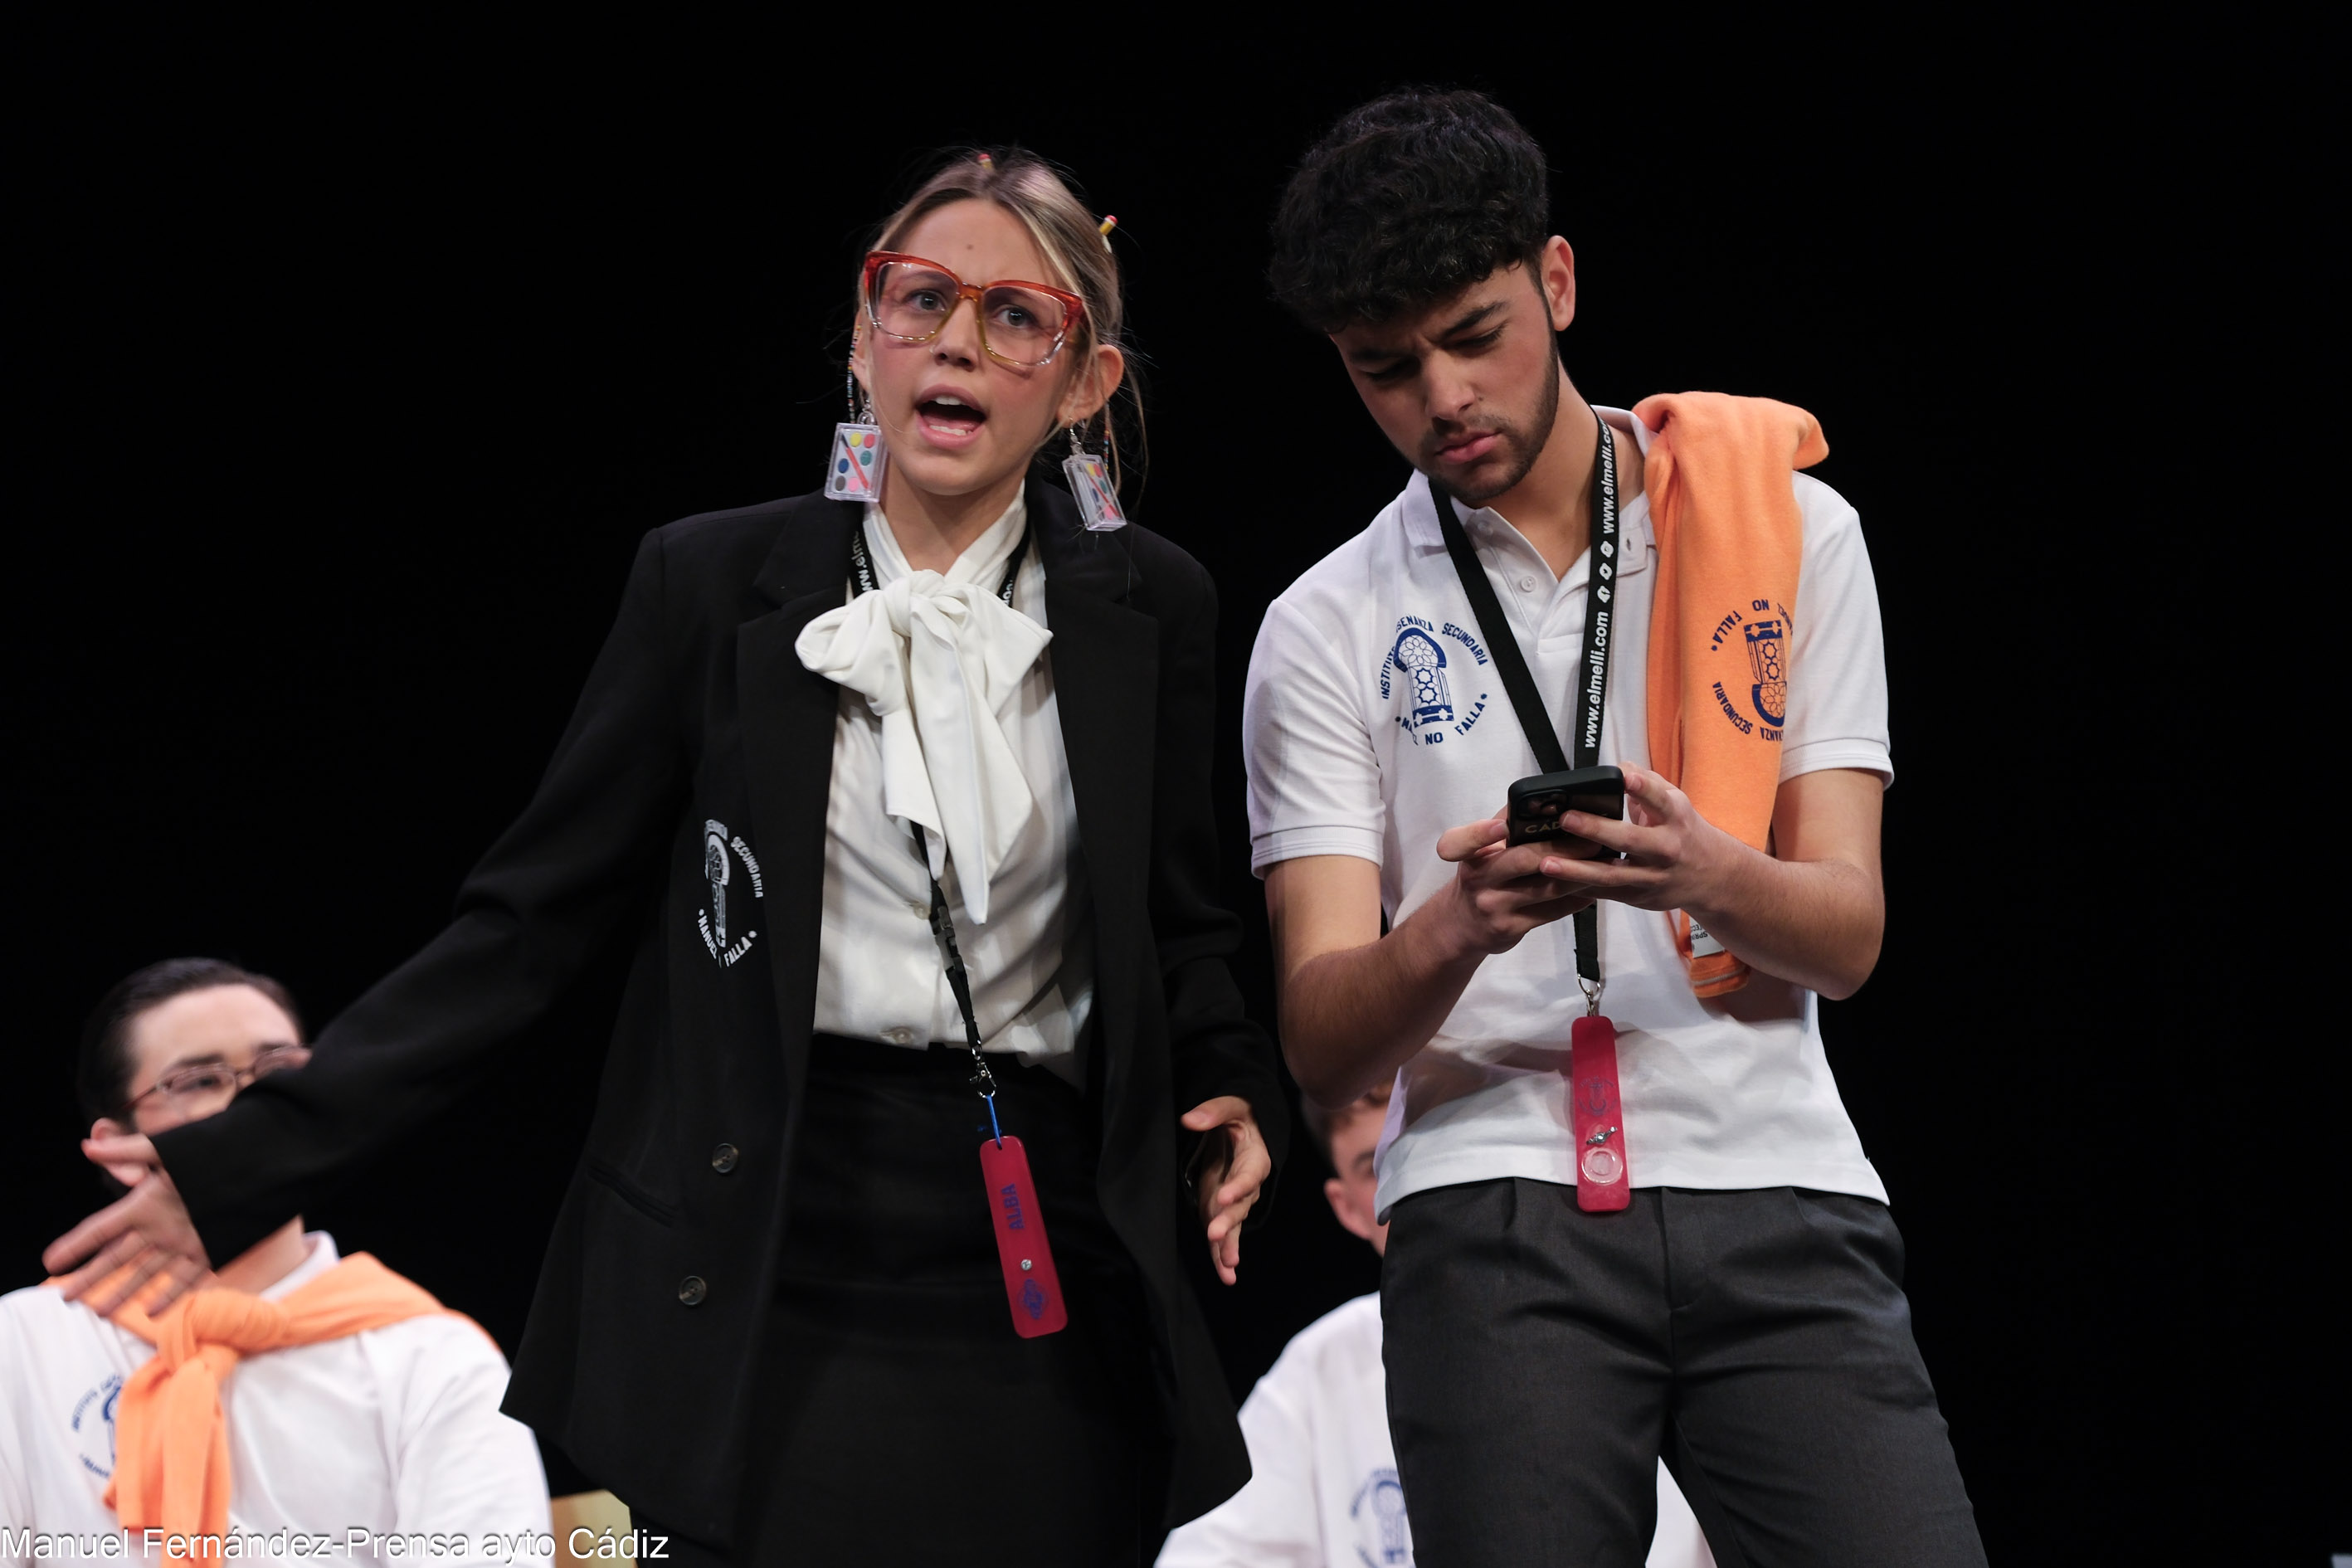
[
  {"left": 43, "top": 1133, "right": 212, "bottom": 1315},
  {"left": 1181, "top": 1096, "right": 1270, "bottom": 1286}
]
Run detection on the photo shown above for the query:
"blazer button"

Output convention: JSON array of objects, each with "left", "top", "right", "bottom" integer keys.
[
  {"left": 677, "top": 1275, "right": 708, "bottom": 1307},
  {"left": 710, "top": 1142, "right": 739, "bottom": 1174}
]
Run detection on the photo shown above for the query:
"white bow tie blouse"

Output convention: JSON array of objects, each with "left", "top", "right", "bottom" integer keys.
[{"left": 796, "top": 489, "right": 1095, "bottom": 1078}]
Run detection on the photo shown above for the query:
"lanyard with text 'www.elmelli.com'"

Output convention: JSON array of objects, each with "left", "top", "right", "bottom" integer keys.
[
  {"left": 847, "top": 518, "right": 1069, "bottom": 1332},
  {"left": 1435, "top": 410, "right": 1633, "bottom": 1213}
]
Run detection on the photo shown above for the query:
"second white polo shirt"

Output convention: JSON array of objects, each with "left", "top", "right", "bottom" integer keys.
[{"left": 1243, "top": 408, "right": 1894, "bottom": 1219}]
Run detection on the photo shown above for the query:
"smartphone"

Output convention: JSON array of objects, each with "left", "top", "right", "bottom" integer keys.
[{"left": 1505, "top": 765, "right": 1625, "bottom": 852}]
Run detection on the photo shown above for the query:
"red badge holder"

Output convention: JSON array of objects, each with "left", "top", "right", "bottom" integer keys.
[
  {"left": 1567, "top": 1010, "right": 1631, "bottom": 1212},
  {"left": 979, "top": 1132, "right": 1069, "bottom": 1337}
]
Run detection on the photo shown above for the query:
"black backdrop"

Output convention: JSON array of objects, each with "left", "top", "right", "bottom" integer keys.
[{"left": 8, "top": 20, "right": 2339, "bottom": 1564}]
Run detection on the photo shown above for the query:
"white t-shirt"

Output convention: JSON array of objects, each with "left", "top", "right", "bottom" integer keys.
[
  {"left": 1156, "top": 1293, "right": 1714, "bottom": 1568},
  {"left": 0, "top": 1234, "right": 552, "bottom": 1565},
  {"left": 1244, "top": 408, "right": 1893, "bottom": 1219},
  {"left": 811, "top": 487, "right": 1095, "bottom": 1079}
]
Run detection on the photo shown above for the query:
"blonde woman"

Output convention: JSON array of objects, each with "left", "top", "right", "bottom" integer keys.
[{"left": 47, "top": 149, "right": 1286, "bottom": 1566}]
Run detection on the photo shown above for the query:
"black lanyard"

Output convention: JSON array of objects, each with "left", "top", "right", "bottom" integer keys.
[
  {"left": 845, "top": 518, "right": 1028, "bottom": 603},
  {"left": 1436, "top": 409, "right": 1619, "bottom": 988},
  {"left": 845, "top": 514, "right": 1031, "bottom": 1116}
]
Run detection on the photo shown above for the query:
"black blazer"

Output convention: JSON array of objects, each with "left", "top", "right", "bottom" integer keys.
[{"left": 153, "top": 483, "right": 1288, "bottom": 1541}]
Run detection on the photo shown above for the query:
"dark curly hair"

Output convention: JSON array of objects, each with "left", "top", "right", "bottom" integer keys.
[{"left": 1268, "top": 88, "right": 1553, "bottom": 332}]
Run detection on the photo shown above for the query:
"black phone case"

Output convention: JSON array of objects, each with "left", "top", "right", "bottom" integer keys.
[{"left": 1505, "top": 765, "right": 1625, "bottom": 847}]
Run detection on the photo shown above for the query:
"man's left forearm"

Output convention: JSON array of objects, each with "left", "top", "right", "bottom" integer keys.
[
  {"left": 1554, "top": 765, "right": 1888, "bottom": 1001},
  {"left": 1685, "top": 843, "right": 1883, "bottom": 1000}
]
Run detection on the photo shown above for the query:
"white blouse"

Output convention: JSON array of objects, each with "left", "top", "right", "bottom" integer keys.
[{"left": 800, "top": 489, "right": 1093, "bottom": 1078}]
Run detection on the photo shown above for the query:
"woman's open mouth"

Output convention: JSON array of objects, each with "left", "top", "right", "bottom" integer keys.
[{"left": 915, "top": 392, "right": 987, "bottom": 446}]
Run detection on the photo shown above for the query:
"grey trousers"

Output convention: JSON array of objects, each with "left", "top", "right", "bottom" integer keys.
[{"left": 1381, "top": 1181, "right": 1988, "bottom": 1568}]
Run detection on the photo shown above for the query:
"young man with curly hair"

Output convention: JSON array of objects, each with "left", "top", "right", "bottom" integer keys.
[{"left": 1245, "top": 90, "right": 1986, "bottom": 1567}]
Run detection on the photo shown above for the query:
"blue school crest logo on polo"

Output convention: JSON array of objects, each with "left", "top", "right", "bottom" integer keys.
[
  {"left": 1394, "top": 628, "right": 1452, "bottom": 728},
  {"left": 1348, "top": 1465, "right": 1412, "bottom": 1564},
  {"left": 1377, "top": 616, "right": 1493, "bottom": 748},
  {"left": 71, "top": 1374, "right": 122, "bottom": 1479}
]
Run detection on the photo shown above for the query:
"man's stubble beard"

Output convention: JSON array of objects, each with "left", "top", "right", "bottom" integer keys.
[{"left": 1424, "top": 339, "right": 1563, "bottom": 509}]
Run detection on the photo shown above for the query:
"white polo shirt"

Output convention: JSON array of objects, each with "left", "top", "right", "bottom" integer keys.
[
  {"left": 1244, "top": 408, "right": 1893, "bottom": 1219},
  {"left": 0, "top": 1233, "right": 553, "bottom": 1565},
  {"left": 1155, "top": 1293, "right": 1716, "bottom": 1568}
]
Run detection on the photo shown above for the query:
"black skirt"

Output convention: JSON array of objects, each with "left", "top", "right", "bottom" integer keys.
[{"left": 679, "top": 1034, "right": 1170, "bottom": 1566}]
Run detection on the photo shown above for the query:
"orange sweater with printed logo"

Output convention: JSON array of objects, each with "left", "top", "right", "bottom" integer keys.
[
  {"left": 55, "top": 1254, "right": 489, "bottom": 1539},
  {"left": 1634, "top": 392, "right": 1829, "bottom": 997}
]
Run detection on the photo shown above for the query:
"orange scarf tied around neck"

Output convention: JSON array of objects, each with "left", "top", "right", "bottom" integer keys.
[
  {"left": 1634, "top": 392, "right": 1829, "bottom": 998},
  {"left": 58, "top": 1253, "right": 482, "bottom": 1539}
]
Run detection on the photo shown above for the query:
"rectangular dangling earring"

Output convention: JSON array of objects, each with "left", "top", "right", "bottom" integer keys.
[
  {"left": 826, "top": 366, "right": 887, "bottom": 502},
  {"left": 1062, "top": 420, "right": 1127, "bottom": 531}
]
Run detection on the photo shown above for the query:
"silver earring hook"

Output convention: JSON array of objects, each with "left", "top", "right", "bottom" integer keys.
[{"left": 846, "top": 363, "right": 878, "bottom": 427}]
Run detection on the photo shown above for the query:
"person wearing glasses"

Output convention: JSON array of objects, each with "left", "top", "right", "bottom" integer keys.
[
  {"left": 42, "top": 149, "right": 1284, "bottom": 1567},
  {"left": 1, "top": 959, "right": 553, "bottom": 1562}
]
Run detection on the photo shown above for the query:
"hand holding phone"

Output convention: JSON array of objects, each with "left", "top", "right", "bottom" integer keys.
[{"left": 1505, "top": 765, "right": 1626, "bottom": 857}]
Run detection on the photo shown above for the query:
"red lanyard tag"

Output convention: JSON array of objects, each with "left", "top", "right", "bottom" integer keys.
[
  {"left": 978, "top": 1135, "right": 1068, "bottom": 1337},
  {"left": 1567, "top": 1014, "right": 1631, "bottom": 1212}
]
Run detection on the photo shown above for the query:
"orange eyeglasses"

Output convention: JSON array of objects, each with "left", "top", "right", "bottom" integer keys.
[{"left": 862, "top": 251, "right": 1087, "bottom": 368}]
